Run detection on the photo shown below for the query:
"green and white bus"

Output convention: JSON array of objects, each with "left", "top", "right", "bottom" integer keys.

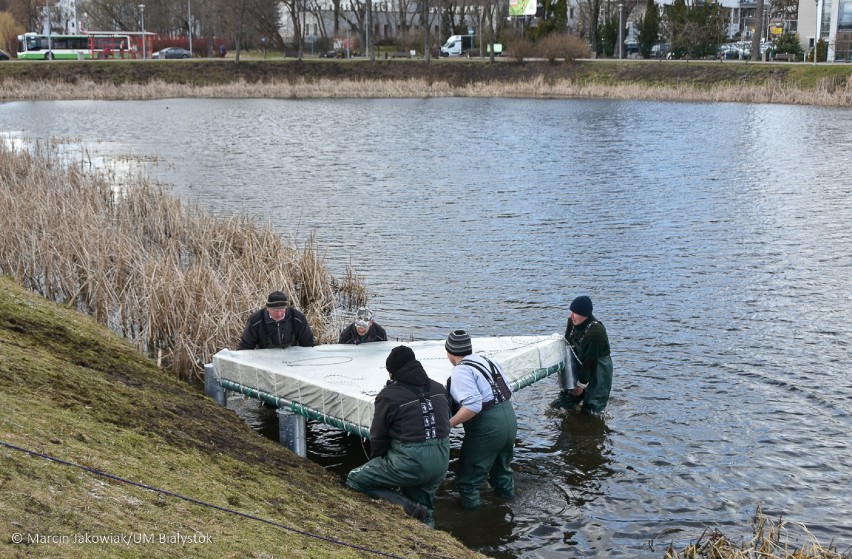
[{"left": 16, "top": 32, "right": 151, "bottom": 60}]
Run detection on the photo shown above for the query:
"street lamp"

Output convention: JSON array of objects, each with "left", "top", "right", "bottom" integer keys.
[
  {"left": 139, "top": 4, "right": 146, "bottom": 59},
  {"left": 813, "top": 0, "right": 821, "bottom": 64},
  {"left": 617, "top": 3, "right": 624, "bottom": 59}
]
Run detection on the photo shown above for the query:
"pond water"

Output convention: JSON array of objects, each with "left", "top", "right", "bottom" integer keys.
[{"left": 2, "top": 97, "right": 850, "bottom": 558}]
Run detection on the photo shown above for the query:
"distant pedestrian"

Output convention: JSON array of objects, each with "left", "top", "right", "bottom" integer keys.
[{"left": 219, "top": 44, "right": 226, "bottom": 58}]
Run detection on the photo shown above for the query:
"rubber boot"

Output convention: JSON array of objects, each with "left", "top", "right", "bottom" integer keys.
[
  {"left": 369, "top": 489, "right": 429, "bottom": 521},
  {"left": 459, "top": 490, "right": 482, "bottom": 510},
  {"left": 549, "top": 389, "right": 579, "bottom": 410}
]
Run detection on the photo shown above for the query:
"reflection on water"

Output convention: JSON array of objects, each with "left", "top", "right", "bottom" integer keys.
[{"left": 2, "top": 98, "right": 851, "bottom": 558}]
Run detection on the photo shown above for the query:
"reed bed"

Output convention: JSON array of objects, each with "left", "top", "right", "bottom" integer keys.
[
  {"left": 1, "top": 74, "right": 850, "bottom": 106},
  {"left": 664, "top": 508, "right": 851, "bottom": 559},
  {"left": 0, "top": 139, "right": 366, "bottom": 379}
]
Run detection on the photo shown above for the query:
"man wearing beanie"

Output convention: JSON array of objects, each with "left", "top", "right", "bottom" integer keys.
[
  {"left": 550, "top": 295, "right": 613, "bottom": 414},
  {"left": 347, "top": 345, "right": 451, "bottom": 527},
  {"left": 338, "top": 307, "right": 388, "bottom": 344},
  {"left": 237, "top": 291, "right": 315, "bottom": 350},
  {"left": 445, "top": 329, "right": 517, "bottom": 509}
]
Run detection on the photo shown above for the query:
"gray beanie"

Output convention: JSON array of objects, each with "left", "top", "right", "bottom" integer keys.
[
  {"left": 445, "top": 329, "right": 473, "bottom": 356},
  {"left": 266, "top": 291, "right": 289, "bottom": 308}
]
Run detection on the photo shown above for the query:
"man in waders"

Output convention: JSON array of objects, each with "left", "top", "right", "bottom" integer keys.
[
  {"left": 238, "top": 291, "right": 315, "bottom": 350},
  {"left": 550, "top": 295, "right": 613, "bottom": 414},
  {"left": 445, "top": 329, "right": 517, "bottom": 509},
  {"left": 346, "top": 345, "right": 451, "bottom": 527}
]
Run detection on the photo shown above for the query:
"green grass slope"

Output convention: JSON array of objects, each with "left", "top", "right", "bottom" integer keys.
[{"left": 0, "top": 276, "right": 484, "bottom": 559}]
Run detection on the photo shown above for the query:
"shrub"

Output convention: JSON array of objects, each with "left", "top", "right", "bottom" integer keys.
[
  {"left": 774, "top": 32, "right": 803, "bottom": 57},
  {"left": 536, "top": 33, "right": 590, "bottom": 62},
  {"left": 506, "top": 36, "right": 535, "bottom": 62}
]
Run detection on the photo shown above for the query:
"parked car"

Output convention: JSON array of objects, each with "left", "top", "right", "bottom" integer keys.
[
  {"left": 0, "top": 49, "right": 10, "bottom": 61},
  {"left": 650, "top": 43, "right": 669, "bottom": 59},
  {"left": 152, "top": 47, "right": 191, "bottom": 59}
]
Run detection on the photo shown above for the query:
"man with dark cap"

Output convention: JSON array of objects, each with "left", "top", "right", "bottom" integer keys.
[
  {"left": 445, "top": 329, "right": 516, "bottom": 509},
  {"left": 237, "top": 291, "right": 315, "bottom": 350},
  {"left": 338, "top": 307, "right": 388, "bottom": 344},
  {"left": 346, "top": 345, "right": 451, "bottom": 526},
  {"left": 550, "top": 295, "right": 613, "bottom": 414}
]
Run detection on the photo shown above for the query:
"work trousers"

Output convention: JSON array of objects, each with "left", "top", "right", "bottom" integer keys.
[
  {"left": 457, "top": 400, "right": 517, "bottom": 509},
  {"left": 347, "top": 437, "right": 450, "bottom": 511}
]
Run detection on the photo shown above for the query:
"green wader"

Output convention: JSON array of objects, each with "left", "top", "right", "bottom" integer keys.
[
  {"left": 550, "top": 354, "right": 613, "bottom": 414},
  {"left": 457, "top": 400, "right": 517, "bottom": 509},
  {"left": 347, "top": 437, "right": 450, "bottom": 515},
  {"left": 583, "top": 354, "right": 613, "bottom": 413}
]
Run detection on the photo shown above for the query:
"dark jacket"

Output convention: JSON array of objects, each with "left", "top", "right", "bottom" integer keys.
[
  {"left": 565, "top": 313, "right": 613, "bottom": 412},
  {"left": 238, "top": 307, "right": 314, "bottom": 350},
  {"left": 370, "top": 359, "right": 451, "bottom": 458},
  {"left": 339, "top": 322, "right": 388, "bottom": 344}
]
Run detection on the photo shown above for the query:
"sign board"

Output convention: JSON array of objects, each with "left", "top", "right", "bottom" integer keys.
[{"left": 509, "top": 0, "right": 536, "bottom": 16}]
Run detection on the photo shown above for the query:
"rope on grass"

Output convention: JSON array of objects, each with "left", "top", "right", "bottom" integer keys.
[{"left": 0, "top": 440, "right": 409, "bottom": 559}]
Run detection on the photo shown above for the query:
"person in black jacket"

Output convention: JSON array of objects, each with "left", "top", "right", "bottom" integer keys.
[
  {"left": 346, "top": 345, "right": 451, "bottom": 526},
  {"left": 237, "top": 291, "right": 314, "bottom": 350},
  {"left": 338, "top": 307, "right": 387, "bottom": 344}
]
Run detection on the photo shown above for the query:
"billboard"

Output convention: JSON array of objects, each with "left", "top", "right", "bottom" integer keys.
[{"left": 509, "top": 0, "right": 536, "bottom": 16}]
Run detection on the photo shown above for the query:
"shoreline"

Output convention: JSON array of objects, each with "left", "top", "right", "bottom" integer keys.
[{"left": 1, "top": 59, "right": 850, "bottom": 106}]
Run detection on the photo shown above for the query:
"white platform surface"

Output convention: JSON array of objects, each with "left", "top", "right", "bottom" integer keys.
[{"left": 213, "top": 334, "right": 566, "bottom": 431}]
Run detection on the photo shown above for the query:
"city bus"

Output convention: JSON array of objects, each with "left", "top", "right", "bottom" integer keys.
[{"left": 16, "top": 32, "right": 152, "bottom": 60}]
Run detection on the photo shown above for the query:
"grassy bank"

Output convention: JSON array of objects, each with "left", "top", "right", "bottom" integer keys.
[
  {"left": 0, "top": 58, "right": 850, "bottom": 106},
  {"left": 0, "top": 276, "right": 485, "bottom": 559}
]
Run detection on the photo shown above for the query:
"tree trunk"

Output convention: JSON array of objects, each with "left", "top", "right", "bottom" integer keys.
[{"left": 751, "top": 0, "right": 764, "bottom": 61}]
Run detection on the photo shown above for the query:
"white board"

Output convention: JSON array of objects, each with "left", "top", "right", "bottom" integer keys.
[{"left": 212, "top": 334, "right": 566, "bottom": 435}]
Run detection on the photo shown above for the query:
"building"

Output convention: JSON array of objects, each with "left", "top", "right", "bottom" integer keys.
[{"left": 798, "top": 0, "right": 852, "bottom": 59}]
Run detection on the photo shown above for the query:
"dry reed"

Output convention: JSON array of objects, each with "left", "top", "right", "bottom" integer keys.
[
  {"left": 0, "top": 75, "right": 850, "bottom": 106},
  {"left": 0, "top": 139, "right": 366, "bottom": 380},
  {"left": 663, "top": 507, "right": 851, "bottom": 559}
]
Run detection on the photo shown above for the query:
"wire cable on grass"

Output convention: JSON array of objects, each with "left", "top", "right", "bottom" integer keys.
[{"left": 0, "top": 439, "right": 408, "bottom": 559}]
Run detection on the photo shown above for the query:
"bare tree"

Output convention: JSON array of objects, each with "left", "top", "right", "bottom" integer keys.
[
  {"left": 750, "top": 0, "right": 764, "bottom": 60},
  {"left": 577, "top": 0, "right": 603, "bottom": 55}
]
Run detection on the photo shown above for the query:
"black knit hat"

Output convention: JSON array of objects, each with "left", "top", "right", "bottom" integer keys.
[
  {"left": 266, "top": 291, "right": 289, "bottom": 308},
  {"left": 569, "top": 295, "right": 593, "bottom": 317},
  {"left": 386, "top": 345, "right": 416, "bottom": 375},
  {"left": 445, "top": 329, "right": 473, "bottom": 356}
]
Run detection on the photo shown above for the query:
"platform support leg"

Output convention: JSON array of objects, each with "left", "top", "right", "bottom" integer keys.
[
  {"left": 203, "top": 363, "right": 227, "bottom": 407},
  {"left": 277, "top": 407, "right": 307, "bottom": 458}
]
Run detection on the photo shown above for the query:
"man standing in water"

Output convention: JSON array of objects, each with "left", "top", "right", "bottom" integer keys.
[
  {"left": 238, "top": 291, "right": 314, "bottom": 350},
  {"left": 445, "top": 329, "right": 516, "bottom": 509},
  {"left": 551, "top": 295, "right": 613, "bottom": 414}
]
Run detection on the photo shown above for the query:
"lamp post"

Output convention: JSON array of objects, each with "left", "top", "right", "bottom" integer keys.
[
  {"left": 813, "top": 0, "right": 820, "bottom": 64},
  {"left": 46, "top": 0, "right": 53, "bottom": 54},
  {"left": 139, "top": 4, "right": 146, "bottom": 59},
  {"left": 617, "top": 3, "right": 624, "bottom": 59},
  {"left": 187, "top": 0, "right": 192, "bottom": 56}
]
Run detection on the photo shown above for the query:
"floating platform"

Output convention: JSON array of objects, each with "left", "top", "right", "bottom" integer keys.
[{"left": 209, "top": 335, "right": 566, "bottom": 442}]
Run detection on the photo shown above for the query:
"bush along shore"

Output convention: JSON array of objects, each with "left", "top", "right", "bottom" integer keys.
[
  {"left": 0, "top": 139, "right": 367, "bottom": 381},
  {"left": 0, "top": 59, "right": 850, "bottom": 106}
]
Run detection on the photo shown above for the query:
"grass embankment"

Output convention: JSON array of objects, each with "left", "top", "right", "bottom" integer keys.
[
  {"left": 0, "top": 140, "right": 365, "bottom": 381},
  {"left": 0, "top": 276, "right": 484, "bottom": 559},
  {"left": 0, "top": 58, "right": 849, "bottom": 106}
]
